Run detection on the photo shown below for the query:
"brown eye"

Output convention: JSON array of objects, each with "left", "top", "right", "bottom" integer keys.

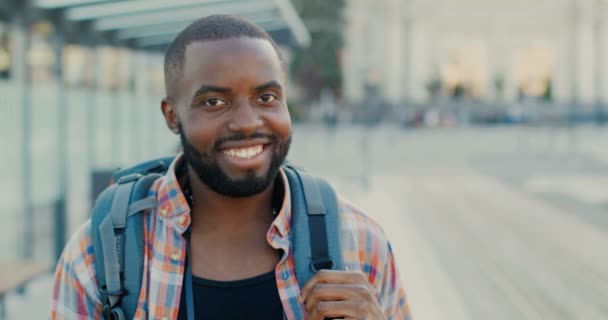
[
  {"left": 257, "top": 94, "right": 277, "bottom": 103},
  {"left": 203, "top": 98, "right": 227, "bottom": 107}
]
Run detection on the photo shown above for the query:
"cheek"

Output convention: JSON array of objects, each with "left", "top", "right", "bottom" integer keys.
[
  {"left": 269, "top": 108, "right": 292, "bottom": 139},
  {"left": 184, "top": 117, "right": 223, "bottom": 151}
]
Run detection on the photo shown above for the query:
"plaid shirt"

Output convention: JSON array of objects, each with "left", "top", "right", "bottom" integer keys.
[{"left": 50, "top": 155, "right": 410, "bottom": 319}]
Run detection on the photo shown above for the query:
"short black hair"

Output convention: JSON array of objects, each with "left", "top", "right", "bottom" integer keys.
[{"left": 164, "top": 14, "right": 283, "bottom": 98}]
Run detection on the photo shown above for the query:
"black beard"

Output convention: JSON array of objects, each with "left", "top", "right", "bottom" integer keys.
[{"left": 178, "top": 124, "right": 291, "bottom": 197}]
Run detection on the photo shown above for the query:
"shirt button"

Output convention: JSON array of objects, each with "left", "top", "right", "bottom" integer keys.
[
  {"left": 171, "top": 250, "right": 181, "bottom": 261},
  {"left": 160, "top": 208, "right": 168, "bottom": 217},
  {"left": 178, "top": 215, "right": 188, "bottom": 226}
]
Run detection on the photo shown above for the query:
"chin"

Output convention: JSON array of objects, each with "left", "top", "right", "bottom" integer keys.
[{"left": 223, "top": 163, "right": 271, "bottom": 179}]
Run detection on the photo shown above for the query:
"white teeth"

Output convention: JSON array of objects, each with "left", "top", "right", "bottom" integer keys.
[{"left": 223, "top": 145, "right": 264, "bottom": 159}]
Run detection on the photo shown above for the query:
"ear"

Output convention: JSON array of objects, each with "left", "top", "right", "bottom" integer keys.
[{"left": 161, "top": 97, "right": 180, "bottom": 135}]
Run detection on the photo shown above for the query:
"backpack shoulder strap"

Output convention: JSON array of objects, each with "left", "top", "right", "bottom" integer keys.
[
  {"left": 283, "top": 165, "right": 344, "bottom": 290},
  {"left": 112, "top": 156, "right": 174, "bottom": 182},
  {"left": 91, "top": 172, "right": 160, "bottom": 320}
]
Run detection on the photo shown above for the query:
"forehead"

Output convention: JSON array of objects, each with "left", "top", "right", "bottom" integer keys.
[{"left": 181, "top": 37, "right": 283, "bottom": 89}]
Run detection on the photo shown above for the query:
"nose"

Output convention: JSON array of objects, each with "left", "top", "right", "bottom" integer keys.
[{"left": 227, "top": 100, "right": 264, "bottom": 134}]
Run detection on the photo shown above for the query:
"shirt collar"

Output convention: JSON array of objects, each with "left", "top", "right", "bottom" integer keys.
[
  {"left": 156, "top": 153, "right": 190, "bottom": 219},
  {"left": 271, "top": 168, "right": 292, "bottom": 238}
]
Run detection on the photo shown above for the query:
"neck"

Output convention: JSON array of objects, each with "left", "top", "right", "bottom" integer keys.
[{"left": 184, "top": 169, "right": 279, "bottom": 235}]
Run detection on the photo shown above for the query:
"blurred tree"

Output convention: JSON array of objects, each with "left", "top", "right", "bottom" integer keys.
[
  {"left": 542, "top": 78, "right": 553, "bottom": 102},
  {"left": 494, "top": 73, "right": 505, "bottom": 101},
  {"left": 290, "top": 0, "right": 344, "bottom": 101},
  {"left": 426, "top": 77, "right": 442, "bottom": 101}
]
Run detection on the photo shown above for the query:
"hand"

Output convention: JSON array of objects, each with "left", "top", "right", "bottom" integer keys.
[{"left": 299, "top": 269, "right": 386, "bottom": 320}]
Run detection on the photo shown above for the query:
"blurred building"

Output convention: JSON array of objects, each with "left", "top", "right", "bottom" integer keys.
[
  {"left": 342, "top": 0, "right": 608, "bottom": 106},
  {"left": 0, "top": 0, "right": 310, "bottom": 264}
]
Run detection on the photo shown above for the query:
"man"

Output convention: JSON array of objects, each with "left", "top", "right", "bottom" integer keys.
[{"left": 51, "top": 15, "right": 410, "bottom": 319}]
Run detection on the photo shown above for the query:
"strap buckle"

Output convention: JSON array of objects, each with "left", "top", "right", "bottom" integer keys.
[
  {"left": 100, "top": 286, "right": 127, "bottom": 320},
  {"left": 102, "top": 304, "right": 126, "bottom": 320},
  {"left": 310, "top": 258, "right": 335, "bottom": 272}
]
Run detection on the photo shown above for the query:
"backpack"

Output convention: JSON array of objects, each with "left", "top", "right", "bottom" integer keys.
[{"left": 90, "top": 156, "right": 344, "bottom": 319}]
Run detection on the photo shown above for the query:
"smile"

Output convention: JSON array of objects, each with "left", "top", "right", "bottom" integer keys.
[{"left": 222, "top": 144, "right": 266, "bottom": 159}]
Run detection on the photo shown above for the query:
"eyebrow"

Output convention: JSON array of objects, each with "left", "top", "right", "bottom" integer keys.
[
  {"left": 192, "top": 85, "right": 231, "bottom": 100},
  {"left": 255, "top": 80, "right": 282, "bottom": 92}
]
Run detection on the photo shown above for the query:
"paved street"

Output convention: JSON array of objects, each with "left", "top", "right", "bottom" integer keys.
[
  {"left": 292, "top": 124, "right": 608, "bottom": 320},
  {"left": 5, "top": 124, "right": 608, "bottom": 319}
]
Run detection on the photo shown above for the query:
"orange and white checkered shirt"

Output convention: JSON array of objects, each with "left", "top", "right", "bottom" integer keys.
[{"left": 50, "top": 154, "right": 410, "bottom": 319}]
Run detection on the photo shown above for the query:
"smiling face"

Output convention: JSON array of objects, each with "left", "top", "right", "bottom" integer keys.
[{"left": 161, "top": 37, "right": 292, "bottom": 197}]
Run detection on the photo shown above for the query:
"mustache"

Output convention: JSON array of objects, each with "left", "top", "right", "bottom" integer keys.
[{"left": 214, "top": 132, "right": 278, "bottom": 150}]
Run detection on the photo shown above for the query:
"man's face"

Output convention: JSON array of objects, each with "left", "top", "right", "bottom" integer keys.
[{"left": 162, "top": 37, "right": 292, "bottom": 197}]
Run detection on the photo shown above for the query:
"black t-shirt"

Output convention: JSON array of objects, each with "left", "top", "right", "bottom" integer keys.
[{"left": 177, "top": 270, "right": 284, "bottom": 320}]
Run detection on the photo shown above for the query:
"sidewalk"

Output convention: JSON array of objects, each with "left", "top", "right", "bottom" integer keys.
[
  {"left": 5, "top": 273, "right": 54, "bottom": 319},
  {"left": 328, "top": 174, "right": 470, "bottom": 320}
]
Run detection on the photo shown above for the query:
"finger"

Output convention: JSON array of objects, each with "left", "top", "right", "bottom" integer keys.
[
  {"left": 300, "top": 270, "right": 367, "bottom": 302},
  {"left": 300, "top": 270, "right": 368, "bottom": 301},
  {"left": 305, "top": 283, "right": 372, "bottom": 313},
  {"left": 308, "top": 300, "right": 360, "bottom": 320},
  {"left": 304, "top": 283, "right": 360, "bottom": 312}
]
